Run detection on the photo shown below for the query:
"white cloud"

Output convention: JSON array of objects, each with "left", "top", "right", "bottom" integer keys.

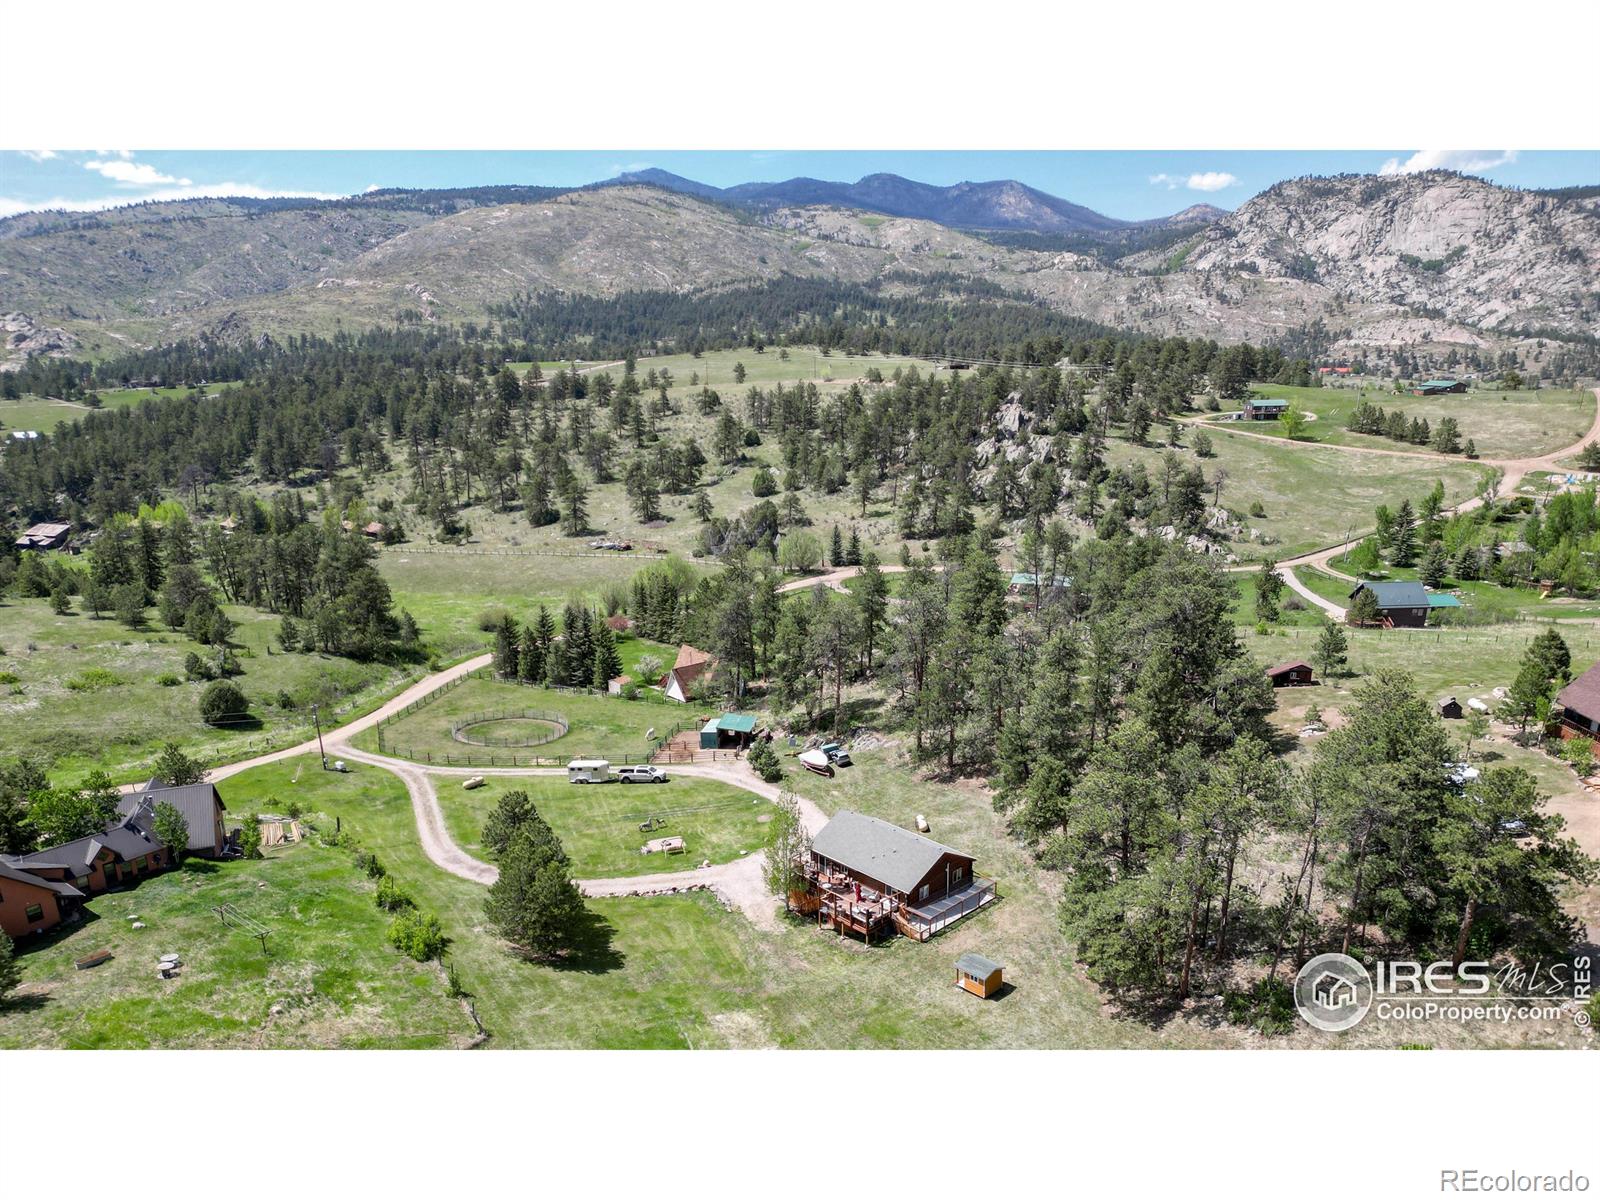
[
  {"left": 1378, "top": 150, "right": 1519, "bottom": 176},
  {"left": 1150, "top": 171, "right": 1240, "bottom": 192},
  {"left": 363, "top": 183, "right": 382, "bottom": 193},
  {"left": 84, "top": 157, "right": 192, "bottom": 187},
  {"left": 610, "top": 161, "right": 653, "bottom": 176},
  {"left": 0, "top": 183, "right": 351, "bottom": 220},
  {"left": 16, "top": 150, "right": 57, "bottom": 163}
]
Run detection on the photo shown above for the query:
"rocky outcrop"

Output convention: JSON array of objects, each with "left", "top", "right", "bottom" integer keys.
[{"left": 1, "top": 311, "right": 76, "bottom": 366}]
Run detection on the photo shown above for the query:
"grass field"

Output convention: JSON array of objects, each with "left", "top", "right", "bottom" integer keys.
[
  {"left": 211, "top": 754, "right": 1228, "bottom": 1048},
  {"left": 378, "top": 551, "right": 709, "bottom": 662},
  {"left": 1113, "top": 425, "right": 1495, "bottom": 559},
  {"left": 0, "top": 593, "right": 420, "bottom": 784},
  {"left": 354, "top": 675, "right": 716, "bottom": 765},
  {"left": 0, "top": 832, "right": 473, "bottom": 1049},
  {"left": 1218, "top": 384, "right": 1595, "bottom": 460},
  {"left": 1, "top": 383, "right": 241, "bottom": 435},
  {"left": 435, "top": 772, "right": 777, "bottom": 877}
]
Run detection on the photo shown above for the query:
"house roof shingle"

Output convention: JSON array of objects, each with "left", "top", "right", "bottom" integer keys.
[
  {"left": 116, "top": 783, "right": 224, "bottom": 852},
  {"left": 1557, "top": 663, "right": 1600, "bottom": 721},
  {"left": 811, "top": 810, "right": 971, "bottom": 895},
  {"left": 0, "top": 857, "right": 85, "bottom": 898}
]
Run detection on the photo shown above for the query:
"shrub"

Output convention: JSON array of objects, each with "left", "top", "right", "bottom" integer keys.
[
  {"left": 0, "top": 672, "right": 20, "bottom": 686},
  {"left": 748, "top": 739, "right": 784, "bottom": 783},
  {"left": 1224, "top": 979, "right": 1296, "bottom": 1036},
  {"left": 199, "top": 680, "right": 248, "bottom": 725},
  {"left": 1249, "top": 501, "right": 1267, "bottom": 518},
  {"left": 445, "top": 958, "right": 468, "bottom": 998},
  {"left": 388, "top": 910, "right": 447, "bottom": 961},
  {"left": 477, "top": 607, "right": 511, "bottom": 632},
  {"left": 66, "top": 668, "right": 125, "bottom": 692},
  {"left": 354, "top": 850, "right": 385, "bottom": 879},
  {"left": 156, "top": 672, "right": 181, "bottom": 687},
  {"left": 276, "top": 689, "right": 297, "bottom": 710},
  {"left": 375, "top": 875, "right": 414, "bottom": 912}
]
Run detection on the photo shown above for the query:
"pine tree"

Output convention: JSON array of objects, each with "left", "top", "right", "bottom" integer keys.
[
  {"left": 484, "top": 823, "right": 586, "bottom": 959},
  {"left": 1418, "top": 541, "right": 1448, "bottom": 589},
  {"left": 494, "top": 614, "right": 521, "bottom": 678},
  {"left": 845, "top": 526, "right": 862, "bottom": 566},
  {"left": 1314, "top": 620, "right": 1349, "bottom": 678},
  {"left": 591, "top": 624, "right": 623, "bottom": 689},
  {"left": 1390, "top": 499, "right": 1418, "bottom": 566},
  {"left": 1348, "top": 587, "right": 1382, "bottom": 627},
  {"left": 828, "top": 524, "right": 844, "bottom": 568}
]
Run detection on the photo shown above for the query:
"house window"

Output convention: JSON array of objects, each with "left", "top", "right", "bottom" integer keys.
[
  {"left": 953, "top": 866, "right": 964, "bottom": 883},
  {"left": 919, "top": 884, "right": 930, "bottom": 901},
  {"left": 25, "top": 903, "right": 43, "bottom": 922}
]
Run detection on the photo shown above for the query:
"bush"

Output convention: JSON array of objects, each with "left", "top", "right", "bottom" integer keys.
[
  {"left": 476, "top": 607, "right": 511, "bottom": 632},
  {"left": 748, "top": 739, "right": 784, "bottom": 783},
  {"left": 198, "top": 680, "right": 248, "bottom": 726},
  {"left": 375, "top": 875, "right": 414, "bottom": 912},
  {"left": 65, "top": 668, "right": 124, "bottom": 692},
  {"left": 1224, "top": 978, "right": 1296, "bottom": 1036},
  {"left": 354, "top": 850, "right": 385, "bottom": 879},
  {"left": 388, "top": 910, "right": 447, "bottom": 961},
  {"left": 1249, "top": 501, "right": 1267, "bottom": 518},
  {"left": 156, "top": 672, "right": 181, "bottom": 687}
]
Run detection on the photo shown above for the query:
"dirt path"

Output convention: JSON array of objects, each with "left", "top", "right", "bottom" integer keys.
[
  {"left": 775, "top": 563, "right": 913, "bottom": 595},
  {"left": 206, "top": 653, "right": 493, "bottom": 784},
  {"left": 206, "top": 656, "right": 825, "bottom": 926}
]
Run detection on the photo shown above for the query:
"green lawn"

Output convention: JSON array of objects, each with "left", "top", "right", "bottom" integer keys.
[
  {"left": 0, "top": 593, "right": 421, "bottom": 784},
  {"left": 378, "top": 551, "right": 707, "bottom": 662},
  {"left": 436, "top": 772, "right": 777, "bottom": 877},
  {"left": 0, "top": 832, "right": 472, "bottom": 1049},
  {"left": 210, "top": 754, "right": 1226, "bottom": 1049},
  {"left": 1216, "top": 384, "right": 1594, "bottom": 460},
  {"left": 354, "top": 675, "right": 716, "bottom": 765}
]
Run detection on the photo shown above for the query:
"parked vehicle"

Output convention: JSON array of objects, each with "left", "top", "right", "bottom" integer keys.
[
  {"left": 819, "top": 742, "right": 852, "bottom": 766},
  {"left": 567, "top": 758, "right": 612, "bottom": 784},
  {"left": 617, "top": 765, "right": 668, "bottom": 784}
]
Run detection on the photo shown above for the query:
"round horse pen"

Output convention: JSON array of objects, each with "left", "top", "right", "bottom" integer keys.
[{"left": 450, "top": 708, "right": 571, "bottom": 748}]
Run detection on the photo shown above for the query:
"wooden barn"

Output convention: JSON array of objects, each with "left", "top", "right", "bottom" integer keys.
[
  {"left": 806, "top": 810, "right": 995, "bottom": 944},
  {"left": 1439, "top": 696, "right": 1464, "bottom": 720},
  {"left": 1266, "top": 660, "right": 1315, "bottom": 687}
]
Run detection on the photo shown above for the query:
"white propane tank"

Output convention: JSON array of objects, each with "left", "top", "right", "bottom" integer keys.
[{"left": 916, "top": 813, "right": 929, "bottom": 832}]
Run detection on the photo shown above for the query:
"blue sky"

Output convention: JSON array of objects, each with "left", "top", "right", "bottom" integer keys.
[{"left": 2, "top": 149, "right": 1595, "bottom": 221}]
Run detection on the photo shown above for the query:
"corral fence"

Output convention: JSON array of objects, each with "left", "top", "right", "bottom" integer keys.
[
  {"left": 374, "top": 667, "right": 740, "bottom": 767},
  {"left": 451, "top": 708, "right": 571, "bottom": 748}
]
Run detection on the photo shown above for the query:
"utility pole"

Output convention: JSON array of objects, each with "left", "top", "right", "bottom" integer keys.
[{"left": 312, "top": 703, "right": 327, "bottom": 770}]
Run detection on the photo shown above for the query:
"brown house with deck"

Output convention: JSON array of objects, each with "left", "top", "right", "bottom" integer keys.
[
  {"left": 1555, "top": 663, "right": 1600, "bottom": 739},
  {"left": 805, "top": 810, "right": 995, "bottom": 943}
]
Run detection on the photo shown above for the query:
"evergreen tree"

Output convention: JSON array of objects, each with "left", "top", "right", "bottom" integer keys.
[
  {"left": 1418, "top": 540, "right": 1448, "bottom": 589},
  {"left": 1313, "top": 620, "right": 1349, "bottom": 678},
  {"left": 828, "top": 525, "right": 844, "bottom": 568},
  {"left": 494, "top": 614, "right": 521, "bottom": 679},
  {"left": 591, "top": 623, "right": 623, "bottom": 688},
  {"left": 1389, "top": 499, "right": 1417, "bottom": 566},
  {"left": 484, "top": 823, "right": 587, "bottom": 959}
]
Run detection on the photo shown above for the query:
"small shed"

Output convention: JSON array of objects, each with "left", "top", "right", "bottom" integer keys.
[
  {"left": 566, "top": 758, "right": 611, "bottom": 783},
  {"left": 701, "top": 712, "right": 757, "bottom": 750},
  {"left": 1266, "top": 660, "right": 1314, "bottom": 687},
  {"left": 955, "top": 953, "right": 1004, "bottom": 999},
  {"left": 1411, "top": 379, "right": 1467, "bottom": 396},
  {"left": 1439, "top": 696, "right": 1464, "bottom": 720}
]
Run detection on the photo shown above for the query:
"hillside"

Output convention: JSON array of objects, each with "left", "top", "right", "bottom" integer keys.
[
  {"left": 1142, "top": 172, "right": 1600, "bottom": 339},
  {"left": 1, "top": 172, "right": 1595, "bottom": 371}
]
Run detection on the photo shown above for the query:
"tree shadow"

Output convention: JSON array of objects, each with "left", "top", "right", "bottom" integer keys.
[
  {"left": 0, "top": 991, "right": 51, "bottom": 1014},
  {"left": 546, "top": 907, "right": 625, "bottom": 976}
]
